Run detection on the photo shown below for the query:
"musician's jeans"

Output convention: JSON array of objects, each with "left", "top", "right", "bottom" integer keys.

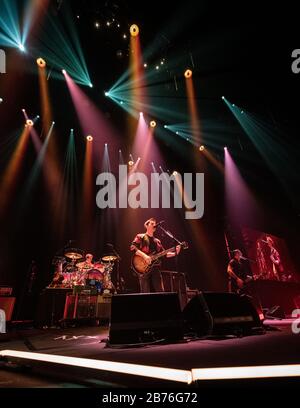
[{"left": 139, "top": 268, "right": 164, "bottom": 293}]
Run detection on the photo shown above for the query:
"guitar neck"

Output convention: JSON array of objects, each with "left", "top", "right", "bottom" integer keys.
[{"left": 151, "top": 247, "right": 176, "bottom": 261}]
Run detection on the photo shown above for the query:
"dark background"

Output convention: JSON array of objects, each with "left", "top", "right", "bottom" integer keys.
[{"left": 0, "top": 0, "right": 300, "bottom": 319}]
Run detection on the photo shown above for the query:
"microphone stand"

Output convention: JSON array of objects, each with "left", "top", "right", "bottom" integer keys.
[
  {"left": 157, "top": 224, "right": 182, "bottom": 274},
  {"left": 107, "top": 245, "right": 122, "bottom": 292}
]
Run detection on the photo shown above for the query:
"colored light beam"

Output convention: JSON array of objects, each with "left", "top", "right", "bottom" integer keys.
[
  {"left": 223, "top": 97, "right": 299, "bottom": 207},
  {"left": 0, "top": 125, "right": 30, "bottom": 216},
  {"left": 185, "top": 72, "right": 201, "bottom": 145},
  {"left": 0, "top": 0, "right": 26, "bottom": 51},
  {"left": 56, "top": 129, "right": 78, "bottom": 239},
  {"left": 37, "top": 56, "right": 60, "bottom": 177},
  {"left": 27, "top": 122, "right": 63, "bottom": 229},
  {"left": 80, "top": 136, "right": 94, "bottom": 247},
  {"left": 37, "top": 6, "right": 92, "bottom": 87},
  {"left": 224, "top": 147, "right": 260, "bottom": 226},
  {"left": 94, "top": 144, "right": 118, "bottom": 251},
  {"left": 128, "top": 27, "right": 146, "bottom": 136},
  {"left": 23, "top": 0, "right": 50, "bottom": 42},
  {"left": 37, "top": 58, "right": 52, "bottom": 131},
  {"left": 63, "top": 71, "right": 118, "bottom": 157},
  {"left": 23, "top": 122, "right": 55, "bottom": 198}
]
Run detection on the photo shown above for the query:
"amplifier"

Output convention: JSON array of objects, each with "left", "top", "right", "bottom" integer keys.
[
  {"left": 0, "top": 287, "right": 13, "bottom": 296},
  {"left": 63, "top": 294, "right": 97, "bottom": 320},
  {"left": 0, "top": 297, "right": 16, "bottom": 321},
  {"left": 96, "top": 294, "right": 112, "bottom": 320}
]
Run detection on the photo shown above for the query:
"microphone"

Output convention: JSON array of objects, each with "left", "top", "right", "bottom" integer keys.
[{"left": 155, "top": 220, "right": 165, "bottom": 228}]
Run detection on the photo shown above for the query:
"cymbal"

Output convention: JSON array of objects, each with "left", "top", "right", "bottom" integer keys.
[
  {"left": 64, "top": 248, "right": 83, "bottom": 260},
  {"left": 102, "top": 255, "right": 118, "bottom": 262}
]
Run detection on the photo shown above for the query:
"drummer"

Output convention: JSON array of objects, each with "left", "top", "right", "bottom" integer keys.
[{"left": 78, "top": 253, "right": 94, "bottom": 269}]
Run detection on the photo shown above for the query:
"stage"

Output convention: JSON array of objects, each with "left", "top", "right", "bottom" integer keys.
[{"left": 0, "top": 318, "right": 300, "bottom": 388}]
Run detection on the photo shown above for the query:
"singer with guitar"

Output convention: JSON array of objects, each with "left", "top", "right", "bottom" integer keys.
[
  {"left": 130, "top": 218, "right": 183, "bottom": 293},
  {"left": 227, "top": 249, "right": 253, "bottom": 293}
]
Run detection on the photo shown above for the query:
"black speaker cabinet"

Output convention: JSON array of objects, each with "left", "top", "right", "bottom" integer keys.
[
  {"left": 35, "top": 288, "right": 72, "bottom": 326},
  {"left": 183, "top": 292, "right": 262, "bottom": 336},
  {"left": 108, "top": 293, "right": 184, "bottom": 345}
]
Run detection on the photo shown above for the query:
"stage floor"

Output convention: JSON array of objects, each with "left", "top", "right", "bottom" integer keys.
[{"left": 0, "top": 319, "right": 299, "bottom": 388}]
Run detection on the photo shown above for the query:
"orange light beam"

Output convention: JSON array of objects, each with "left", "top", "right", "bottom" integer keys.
[
  {"left": 0, "top": 126, "right": 30, "bottom": 215},
  {"left": 185, "top": 77, "right": 201, "bottom": 145}
]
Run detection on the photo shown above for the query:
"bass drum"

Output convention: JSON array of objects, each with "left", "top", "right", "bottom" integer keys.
[
  {"left": 85, "top": 269, "right": 104, "bottom": 281},
  {"left": 93, "top": 262, "right": 105, "bottom": 273}
]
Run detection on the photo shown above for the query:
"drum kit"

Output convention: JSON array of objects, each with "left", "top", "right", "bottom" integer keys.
[{"left": 50, "top": 247, "right": 119, "bottom": 293}]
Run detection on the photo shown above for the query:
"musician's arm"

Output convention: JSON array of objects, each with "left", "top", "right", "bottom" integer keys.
[
  {"left": 166, "top": 246, "right": 181, "bottom": 257},
  {"left": 130, "top": 236, "right": 151, "bottom": 262},
  {"left": 227, "top": 265, "right": 243, "bottom": 286}
]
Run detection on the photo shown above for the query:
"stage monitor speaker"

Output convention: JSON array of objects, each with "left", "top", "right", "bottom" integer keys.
[
  {"left": 108, "top": 293, "right": 184, "bottom": 345},
  {"left": 183, "top": 292, "right": 262, "bottom": 336},
  {"left": 0, "top": 297, "right": 15, "bottom": 321}
]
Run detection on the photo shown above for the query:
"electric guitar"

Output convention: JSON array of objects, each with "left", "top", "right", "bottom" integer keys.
[{"left": 131, "top": 241, "right": 188, "bottom": 276}]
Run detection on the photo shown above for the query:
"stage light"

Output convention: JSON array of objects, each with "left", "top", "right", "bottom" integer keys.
[
  {"left": 0, "top": 350, "right": 192, "bottom": 384},
  {"left": 26, "top": 119, "right": 34, "bottom": 126},
  {"left": 62, "top": 69, "right": 66, "bottom": 74},
  {"left": 172, "top": 171, "right": 178, "bottom": 176},
  {"left": 150, "top": 120, "right": 157, "bottom": 128},
  {"left": 95, "top": 22, "right": 100, "bottom": 29},
  {"left": 199, "top": 145, "right": 205, "bottom": 151},
  {"left": 139, "top": 112, "right": 143, "bottom": 116},
  {"left": 144, "top": 63, "right": 148, "bottom": 68},
  {"left": 241, "top": 110, "right": 244, "bottom": 114},
  {"left": 89, "top": 83, "right": 93, "bottom": 88},
  {"left": 106, "top": 21, "right": 111, "bottom": 27},
  {"left": 123, "top": 34, "right": 127, "bottom": 39},
  {"left": 36, "top": 58, "right": 46, "bottom": 68},
  {"left": 86, "top": 135, "right": 93, "bottom": 142},
  {"left": 128, "top": 160, "right": 134, "bottom": 167},
  {"left": 224, "top": 146, "right": 228, "bottom": 150},
  {"left": 176, "top": 131, "right": 179, "bottom": 135},
  {"left": 222, "top": 96, "right": 225, "bottom": 100},
  {"left": 130, "top": 24, "right": 139, "bottom": 37},
  {"left": 164, "top": 125, "right": 167, "bottom": 128},
  {"left": 184, "top": 69, "right": 193, "bottom": 79},
  {"left": 232, "top": 104, "right": 235, "bottom": 107},
  {"left": 18, "top": 44, "right": 25, "bottom": 52},
  {"left": 104, "top": 91, "right": 109, "bottom": 96},
  {"left": 52, "top": 121, "right": 55, "bottom": 125},
  {"left": 155, "top": 65, "right": 159, "bottom": 70},
  {"left": 22, "top": 109, "right": 25, "bottom": 112},
  {"left": 0, "top": 98, "right": 3, "bottom": 103}
]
